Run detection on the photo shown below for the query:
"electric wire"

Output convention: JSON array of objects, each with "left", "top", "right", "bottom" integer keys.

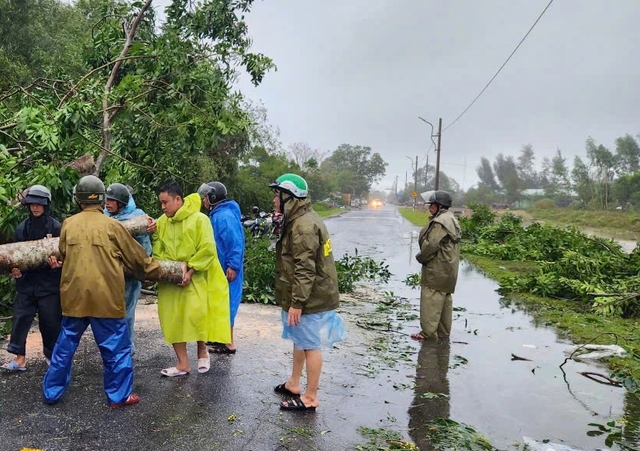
[{"left": 443, "top": 0, "right": 554, "bottom": 132}]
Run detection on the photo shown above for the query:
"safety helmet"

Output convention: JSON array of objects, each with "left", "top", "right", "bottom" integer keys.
[
  {"left": 73, "top": 175, "right": 105, "bottom": 204},
  {"left": 105, "top": 183, "right": 130, "bottom": 205},
  {"left": 206, "top": 181, "right": 228, "bottom": 204},
  {"left": 252, "top": 205, "right": 260, "bottom": 214},
  {"left": 23, "top": 184, "right": 51, "bottom": 206},
  {"left": 424, "top": 190, "right": 453, "bottom": 208},
  {"left": 269, "top": 173, "right": 308, "bottom": 199}
]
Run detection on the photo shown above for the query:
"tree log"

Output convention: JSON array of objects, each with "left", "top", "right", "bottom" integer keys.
[{"left": 0, "top": 215, "right": 184, "bottom": 284}]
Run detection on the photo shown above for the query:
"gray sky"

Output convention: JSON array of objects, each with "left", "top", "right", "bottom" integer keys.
[{"left": 157, "top": 0, "right": 640, "bottom": 192}]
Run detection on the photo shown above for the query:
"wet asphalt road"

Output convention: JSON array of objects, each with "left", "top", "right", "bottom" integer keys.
[{"left": 0, "top": 205, "right": 637, "bottom": 451}]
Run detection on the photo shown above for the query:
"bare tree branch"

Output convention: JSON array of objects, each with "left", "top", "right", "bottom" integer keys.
[{"left": 95, "top": 0, "right": 154, "bottom": 174}]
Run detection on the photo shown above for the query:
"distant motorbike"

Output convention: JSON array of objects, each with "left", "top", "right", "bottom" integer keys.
[{"left": 243, "top": 210, "right": 279, "bottom": 238}]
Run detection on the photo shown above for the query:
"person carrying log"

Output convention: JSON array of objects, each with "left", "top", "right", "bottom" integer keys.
[
  {"left": 43, "top": 175, "right": 165, "bottom": 408},
  {"left": 1, "top": 185, "right": 62, "bottom": 372},
  {"left": 104, "top": 183, "right": 152, "bottom": 355},
  {"left": 152, "top": 182, "right": 230, "bottom": 377}
]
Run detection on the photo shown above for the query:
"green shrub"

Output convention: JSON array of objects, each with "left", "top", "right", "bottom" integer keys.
[
  {"left": 242, "top": 239, "right": 391, "bottom": 305},
  {"left": 534, "top": 198, "right": 556, "bottom": 209}
]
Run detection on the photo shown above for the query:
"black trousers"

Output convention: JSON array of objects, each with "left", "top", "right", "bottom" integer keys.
[{"left": 7, "top": 292, "right": 62, "bottom": 359}]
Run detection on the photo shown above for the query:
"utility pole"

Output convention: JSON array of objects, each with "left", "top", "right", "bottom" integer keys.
[
  {"left": 405, "top": 171, "right": 408, "bottom": 191},
  {"left": 413, "top": 155, "right": 418, "bottom": 210},
  {"left": 425, "top": 155, "right": 429, "bottom": 189},
  {"left": 435, "top": 117, "right": 442, "bottom": 190}
]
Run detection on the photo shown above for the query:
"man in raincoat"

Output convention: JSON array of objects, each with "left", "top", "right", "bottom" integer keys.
[
  {"left": 104, "top": 183, "right": 152, "bottom": 355},
  {"left": 44, "top": 175, "right": 163, "bottom": 408},
  {"left": 412, "top": 190, "right": 461, "bottom": 341},
  {"left": 153, "top": 182, "right": 230, "bottom": 377},
  {"left": 269, "top": 173, "right": 345, "bottom": 412},
  {"left": 197, "top": 181, "right": 244, "bottom": 354}
]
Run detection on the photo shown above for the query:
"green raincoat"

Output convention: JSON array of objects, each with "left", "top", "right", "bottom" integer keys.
[{"left": 153, "top": 193, "right": 231, "bottom": 344}]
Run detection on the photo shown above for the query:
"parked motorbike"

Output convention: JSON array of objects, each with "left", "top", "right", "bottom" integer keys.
[{"left": 243, "top": 209, "right": 276, "bottom": 238}]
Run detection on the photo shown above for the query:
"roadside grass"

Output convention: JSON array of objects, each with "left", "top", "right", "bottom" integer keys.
[
  {"left": 314, "top": 206, "right": 344, "bottom": 218},
  {"left": 398, "top": 207, "right": 429, "bottom": 227},
  {"left": 525, "top": 208, "right": 640, "bottom": 241},
  {"left": 398, "top": 207, "right": 640, "bottom": 380}
]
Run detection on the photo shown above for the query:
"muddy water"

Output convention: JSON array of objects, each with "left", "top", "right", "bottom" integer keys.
[{"left": 327, "top": 206, "right": 639, "bottom": 450}]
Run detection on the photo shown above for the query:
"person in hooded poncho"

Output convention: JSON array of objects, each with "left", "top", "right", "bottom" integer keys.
[
  {"left": 104, "top": 183, "right": 152, "bottom": 355},
  {"left": 153, "top": 182, "right": 230, "bottom": 377},
  {"left": 411, "top": 190, "right": 461, "bottom": 341},
  {"left": 197, "top": 181, "right": 244, "bottom": 355}
]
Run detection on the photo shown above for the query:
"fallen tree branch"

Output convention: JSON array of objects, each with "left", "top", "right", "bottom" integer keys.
[
  {"left": 511, "top": 353, "right": 532, "bottom": 362},
  {"left": 560, "top": 332, "right": 620, "bottom": 369},
  {"left": 579, "top": 371, "right": 622, "bottom": 387}
]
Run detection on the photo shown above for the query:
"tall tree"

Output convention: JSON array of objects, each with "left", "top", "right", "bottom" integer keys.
[
  {"left": 516, "top": 144, "right": 538, "bottom": 188},
  {"left": 493, "top": 153, "right": 521, "bottom": 202},
  {"left": 476, "top": 157, "right": 499, "bottom": 190},
  {"left": 586, "top": 137, "right": 616, "bottom": 210},
  {"left": 615, "top": 134, "right": 640, "bottom": 175},
  {"left": 321, "top": 144, "right": 387, "bottom": 197},
  {"left": 571, "top": 155, "right": 595, "bottom": 206},
  {"left": 287, "top": 142, "right": 329, "bottom": 170}
]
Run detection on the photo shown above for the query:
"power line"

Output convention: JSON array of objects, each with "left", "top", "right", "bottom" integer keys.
[{"left": 444, "top": 0, "right": 555, "bottom": 132}]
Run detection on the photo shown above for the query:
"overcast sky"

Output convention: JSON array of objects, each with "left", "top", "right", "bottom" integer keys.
[{"left": 157, "top": 0, "right": 640, "bottom": 192}]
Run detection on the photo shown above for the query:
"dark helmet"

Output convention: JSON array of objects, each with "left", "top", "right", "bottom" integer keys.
[
  {"left": 206, "top": 181, "right": 228, "bottom": 204},
  {"left": 73, "top": 175, "right": 105, "bottom": 204},
  {"left": 252, "top": 205, "right": 260, "bottom": 214},
  {"left": 23, "top": 184, "right": 51, "bottom": 206},
  {"left": 425, "top": 190, "right": 453, "bottom": 208},
  {"left": 105, "top": 183, "right": 130, "bottom": 205}
]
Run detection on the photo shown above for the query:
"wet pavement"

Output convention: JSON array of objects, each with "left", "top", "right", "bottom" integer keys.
[{"left": 0, "top": 205, "right": 637, "bottom": 450}]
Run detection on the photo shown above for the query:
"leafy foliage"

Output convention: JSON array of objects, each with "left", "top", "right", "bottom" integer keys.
[
  {"left": 242, "top": 240, "right": 392, "bottom": 305},
  {"left": 463, "top": 208, "right": 640, "bottom": 317},
  {"left": 422, "top": 419, "right": 493, "bottom": 451}
]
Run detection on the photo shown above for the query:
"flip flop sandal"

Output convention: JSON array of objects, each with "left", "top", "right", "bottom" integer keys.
[
  {"left": 110, "top": 393, "right": 140, "bottom": 408},
  {"left": 1, "top": 361, "right": 27, "bottom": 372},
  {"left": 274, "top": 383, "right": 299, "bottom": 397},
  {"left": 197, "top": 357, "right": 210, "bottom": 374},
  {"left": 160, "top": 367, "right": 189, "bottom": 377},
  {"left": 208, "top": 345, "right": 236, "bottom": 354},
  {"left": 280, "top": 395, "right": 316, "bottom": 412}
]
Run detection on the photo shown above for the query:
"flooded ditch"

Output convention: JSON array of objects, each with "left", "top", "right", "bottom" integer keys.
[{"left": 328, "top": 206, "right": 640, "bottom": 450}]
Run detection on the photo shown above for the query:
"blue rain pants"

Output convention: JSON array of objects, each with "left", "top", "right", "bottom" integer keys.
[{"left": 43, "top": 316, "right": 133, "bottom": 405}]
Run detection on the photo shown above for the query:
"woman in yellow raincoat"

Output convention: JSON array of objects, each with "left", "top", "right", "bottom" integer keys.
[{"left": 153, "top": 182, "right": 230, "bottom": 376}]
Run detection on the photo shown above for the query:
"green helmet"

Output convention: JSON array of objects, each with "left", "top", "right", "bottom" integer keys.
[
  {"left": 74, "top": 175, "right": 106, "bottom": 204},
  {"left": 269, "top": 173, "right": 308, "bottom": 199},
  {"left": 105, "top": 183, "right": 130, "bottom": 205}
]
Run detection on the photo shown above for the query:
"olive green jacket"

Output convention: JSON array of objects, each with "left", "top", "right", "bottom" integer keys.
[
  {"left": 275, "top": 198, "right": 339, "bottom": 314},
  {"left": 415, "top": 209, "right": 461, "bottom": 294},
  {"left": 59, "top": 204, "right": 161, "bottom": 318}
]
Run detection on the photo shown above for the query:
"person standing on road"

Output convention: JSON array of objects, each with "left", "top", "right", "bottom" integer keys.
[
  {"left": 411, "top": 190, "right": 461, "bottom": 341},
  {"left": 197, "top": 181, "right": 245, "bottom": 355},
  {"left": 2, "top": 185, "right": 62, "bottom": 372},
  {"left": 153, "top": 182, "right": 230, "bottom": 377},
  {"left": 269, "top": 173, "right": 345, "bottom": 412},
  {"left": 44, "top": 175, "right": 163, "bottom": 408},
  {"left": 104, "top": 183, "right": 152, "bottom": 355}
]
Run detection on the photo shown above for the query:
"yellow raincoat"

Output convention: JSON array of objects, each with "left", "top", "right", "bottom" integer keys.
[{"left": 153, "top": 193, "right": 231, "bottom": 344}]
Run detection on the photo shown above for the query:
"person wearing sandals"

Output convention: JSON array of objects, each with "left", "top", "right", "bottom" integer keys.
[
  {"left": 153, "top": 182, "right": 230, "bottom": 377},
  {"left": 269, "top": 174, "right": 346, "bottom": 412},
  {"left": 197, "top": 181, "right": 244, "bottom": 355},
  {"left": 43, "top": 176, "right": 164, "bottom": 408},
  {"left": 2, "top": 185, "right": 62, "bottom": 372},
  {"left": 104, "top": 183, "right": 152, "bottom": 355}
]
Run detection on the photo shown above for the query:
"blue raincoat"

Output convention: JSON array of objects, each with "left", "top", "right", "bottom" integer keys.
[
  {"left": 104, "top": 195, "right": 152, "bottom": 354},
  {"left": 209, "top": 200, "right": 245, "bottom": 326}
]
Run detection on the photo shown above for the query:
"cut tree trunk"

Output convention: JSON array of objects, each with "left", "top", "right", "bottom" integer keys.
[{"left": 0, "top": 215, "right": 184, "bottom": 284}]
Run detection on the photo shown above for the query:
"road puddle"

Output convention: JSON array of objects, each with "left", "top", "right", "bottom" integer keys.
[{"left": 327, "top": 207, "right": 639, "bottom": 450}]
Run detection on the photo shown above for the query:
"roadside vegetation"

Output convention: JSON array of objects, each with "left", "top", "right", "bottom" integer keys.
[{"left": 399, "top": 204, "right": 640, "bottom": 383}]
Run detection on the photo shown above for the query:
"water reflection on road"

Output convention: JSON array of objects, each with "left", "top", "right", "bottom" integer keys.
[{"left": 326, "top": 205, "right": 638, "bottom": 450}]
